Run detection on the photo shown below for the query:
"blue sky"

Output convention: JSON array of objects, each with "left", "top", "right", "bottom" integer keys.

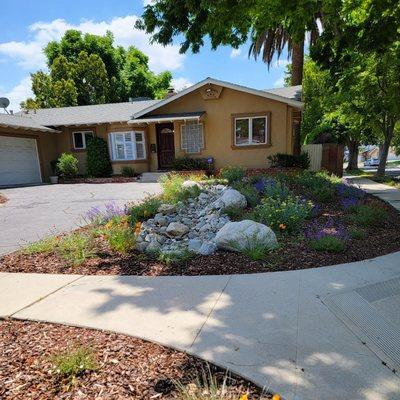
[{"left": 0, "top": 0, "right": 289, "bottom": 111}]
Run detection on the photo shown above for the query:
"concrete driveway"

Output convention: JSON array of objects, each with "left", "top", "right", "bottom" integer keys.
[{"left": 0, "top": 182, "right": 161, "bottom": 255}]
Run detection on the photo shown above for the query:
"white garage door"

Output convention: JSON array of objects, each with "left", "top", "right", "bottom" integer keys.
[{"left": 0, "top": 135, "right": 42, "bottom": 186}]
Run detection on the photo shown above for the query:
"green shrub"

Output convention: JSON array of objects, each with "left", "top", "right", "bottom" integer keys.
[
  {"left": 58, "top": 232, "right": 97, "bottom": 266},
  {"left": 21, "top": 236, "right": 59, "bottom": 255},
  {"left": 296, "top": 171, "right": 336, "bottom": 202},
  {"left": 268, "top": 152, "right": 310, "bottom": 169},
  {"left": 350, "top": 204, "right": 388, "bottom": 227},
  {"left": 105, "top": 225, "right": 136, "bottom": 254},
  {"left": 157, "top": 249, "right": 194, "bottom": 266},
  {"left": 232, "top": 182, "right": 260, "bottom": 207},
  {"left": 57, "top": 153, "right": 79, "bottom": 179},
  {"left": 86, "top": 137, "right": 112, "bottom": 177},
  {"left": 248, "top": 195, "right": 313, "bottom": 233},
  {"left": 221, "top": 205, "right": 246, "bottom": 220},
  {"left": 121, "top": 166, "right": 135, "bottom": 177},
  {"left": 253, "top": 177, "right": 290, "bottom": 200},
  {"left": 129, "top": 196, "right": 162, "bottom": 225},
  {"left": 349, "top": 227, "right": 365, "bottom": 239},
  {"left": 172, "top": 157, "right": 214, "bottom": 174},
  {"left": 309, "top": 236, "right": 346, "bottom": 253},
  {"left": 219, "top": 166, "right": 246, "bottom": 184},
  {"left": 230, "top": 235, "right": 277, "bottom": 261},
  {"left": 51, "top": 346, "right": 97, "bottom": 379},
  {"left": 160, "top": 173, "right": 201, "bottom": 204}
]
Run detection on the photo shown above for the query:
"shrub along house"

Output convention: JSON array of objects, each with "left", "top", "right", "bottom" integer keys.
[{"left": 0, "top": 78, "right": 303, "bottom": 186}]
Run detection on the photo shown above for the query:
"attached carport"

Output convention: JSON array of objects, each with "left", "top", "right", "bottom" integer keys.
[{"left": 0, "top": 114, "right": 59, "bottom": 186}]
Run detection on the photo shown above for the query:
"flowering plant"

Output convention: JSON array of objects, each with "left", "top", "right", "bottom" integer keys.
[{"left": 84, "top": 201, "right": 127, "bottom": 225}]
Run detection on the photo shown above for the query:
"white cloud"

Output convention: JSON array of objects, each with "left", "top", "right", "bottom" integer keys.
[
  {"left": 230, "top": 48, "right": 242, "bottom": 58},
  {"left": 0, "top": 15, "right": 185, "bottom": 73},
  {"left": 171, "top": 77, "right": 193, "bottom": 91},
  {"left": 273, "top": 77, "right": 285, "bottom": 88},
  {"left": 272, "top": 59, "right": 290, "bottom": 68},
  {"left": 2, "top": 76, "right": 33, "bottom": 111}
]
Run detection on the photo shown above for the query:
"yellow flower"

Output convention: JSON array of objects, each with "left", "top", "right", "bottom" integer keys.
[
  {"left": 272, "top": 394, "right": 281, "bottom": 400},
  {"left": 239, "top": 394, "right": 248, "bottom": 400}
]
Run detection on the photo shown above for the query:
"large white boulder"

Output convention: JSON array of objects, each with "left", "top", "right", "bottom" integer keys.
[
  {"left": 182, "top": 180, "right": 201, "bottom": 190},
  {"left": 214, "top": 189, "right": 247, "bottom": 209},
  {"left": 215, "top": 220, "right": 278, "bottom": 252}
]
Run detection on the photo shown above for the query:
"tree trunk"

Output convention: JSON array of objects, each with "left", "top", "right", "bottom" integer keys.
[
  {"left": 377, "top": 139, "right": 390, "bottom": 177},
  {"left": 291, "top": 40, "right": 304, "bottom": 86},
  {"left": 291, "top": 39, "right": 305, "bottom": 156},
  {"left": 346, "top": 139, "right": 359, "bottom": 171}
]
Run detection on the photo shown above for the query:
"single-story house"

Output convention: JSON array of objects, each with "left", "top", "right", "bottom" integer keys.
[{"left": 0, "top": 77, "right": 303, "bottom": 186}]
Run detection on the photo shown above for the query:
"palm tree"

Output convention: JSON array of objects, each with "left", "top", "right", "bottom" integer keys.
[{"left": 249, "top": 16, "right": 322, "bottom": 155}]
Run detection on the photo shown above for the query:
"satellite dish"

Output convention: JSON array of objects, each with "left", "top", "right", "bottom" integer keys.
[{"left": 0, "top": 97, "right": 10, "bottom": 109}]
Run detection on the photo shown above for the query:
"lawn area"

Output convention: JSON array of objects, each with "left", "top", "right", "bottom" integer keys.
[
  {"left": 1, "top": 168, "right": 400, "bottom": 275},
  {"left": 0, "top": 319, "right": 271, "bottom": 399}
]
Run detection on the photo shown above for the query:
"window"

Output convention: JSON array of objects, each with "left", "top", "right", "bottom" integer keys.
[
  {"left": 109, "top": 131, "right": 146, "bottom": 161},
  {"left": 72, "top": 131, "right": 93, "bottom": 149},
  {"left": 234, "top": 115, "right": 268, "bottom": 146},
  {"left": 181, "top": 122, "right": 204, "bottom": 154}
]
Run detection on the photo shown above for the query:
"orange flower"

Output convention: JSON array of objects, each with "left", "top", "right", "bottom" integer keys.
[
  {"left": 279, "top": 223, "right": 286, "bottom": 231},
  {"left": 272, "top": 394, "right": 281, "bottom": 400}
]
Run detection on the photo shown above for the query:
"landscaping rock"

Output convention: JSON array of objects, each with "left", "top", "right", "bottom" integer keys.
[
  {"left": 215, "top": 189, "right": 247, "bottom": 209},
  {"left": 158, "top": 204, "right": 176, "bottom": 214},
  {"left": 188, "top": 239, "right": 202, "bottom": 252},
  {"left": 182, "top": 180, "right": 201, "bottom": 190},
  {"left": 154, "top": 213, "right": 168, "bottom": 226},
  {"left": 197, "top": 241, "right": 217, "bottom": 256},
  {"left": 215, "top": 219, "right": 277, "bottom": 252},
  {"left": 166, "top": 222, "right": 190, "bottom": 237}
]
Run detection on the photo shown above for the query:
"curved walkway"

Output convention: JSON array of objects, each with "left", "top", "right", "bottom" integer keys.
[{"left": 1, "top": 251, "right": 400, "bottom": 400}]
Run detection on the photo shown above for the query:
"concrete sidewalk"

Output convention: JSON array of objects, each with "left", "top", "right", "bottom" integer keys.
[
  {"left": 346, "top": 176, "right": 400, "bottom": 210},
  {"left": 1, "top": 252, "right": 400, "bottom": 400}
]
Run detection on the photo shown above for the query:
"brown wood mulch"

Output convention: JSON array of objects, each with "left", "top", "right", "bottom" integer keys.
[
  {"left": 0, "top": 319, "right": 269, "bottom": 400},
  {"left": 1, "top": 195, "right": 400, "bottom": 276}
]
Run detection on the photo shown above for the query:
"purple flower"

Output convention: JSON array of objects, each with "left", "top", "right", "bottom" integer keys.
[
  {"left": 341, "top": 197, "right": 360, "bottom": 209},
  {"left": 336, "top": 181, "right": 365, "bottom": 199},
  {"left": 311, "top": 203, "right": 321, "bottom": 217},
  {"left": 305, "top": 218, "right": 348, "bottom": 241},
  {"left": 84, "top": 202, "right": 127, "bottom": 224}
]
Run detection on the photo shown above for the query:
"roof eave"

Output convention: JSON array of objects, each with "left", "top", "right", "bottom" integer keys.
[
  {"left": 132, "top": 77, "right": 304, "bottom": 119},
  {"left": 0, "top": 123, "right": 60, "bottom": 133}
]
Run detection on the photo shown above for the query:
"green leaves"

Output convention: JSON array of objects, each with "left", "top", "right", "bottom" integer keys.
[{"left": 23, "top": 29, "right": 172, "bottom": 108}]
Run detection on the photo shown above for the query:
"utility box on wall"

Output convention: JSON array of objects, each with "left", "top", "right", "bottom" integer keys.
[{"left": 302, "top": 143, "right": 344, "bottom": 177}]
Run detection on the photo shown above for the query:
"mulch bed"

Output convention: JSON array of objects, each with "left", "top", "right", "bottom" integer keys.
[
  {"left": 62, "top": 176, "right": 138, "bottom": 184},
  {"left": 0, "top": 319, "right": 269, "bottom": 399},
  {"left": 1, "top": 185, "right": 400, "bottom": 276}
]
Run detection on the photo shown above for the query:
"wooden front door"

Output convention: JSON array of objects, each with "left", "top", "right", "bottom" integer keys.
[{"left": 156, "top": 123, "right": 175, "bottom": 169}]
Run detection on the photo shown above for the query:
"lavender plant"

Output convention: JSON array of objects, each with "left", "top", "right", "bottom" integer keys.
[{"left": 84, "top": 202, "right": 127, "bottom": 225}]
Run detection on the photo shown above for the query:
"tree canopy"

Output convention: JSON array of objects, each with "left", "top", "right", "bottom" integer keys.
[{"left": 21, "top": 30, "right": 172, "bottom": 109}]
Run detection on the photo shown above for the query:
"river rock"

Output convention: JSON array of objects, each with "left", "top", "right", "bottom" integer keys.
[{"left": 166, "top": 222, "right": 190, "bottom": 237}]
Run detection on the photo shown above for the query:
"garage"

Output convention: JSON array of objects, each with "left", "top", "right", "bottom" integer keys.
[{"left": 0, "top": 135, "right": 42, "bottom": 186}]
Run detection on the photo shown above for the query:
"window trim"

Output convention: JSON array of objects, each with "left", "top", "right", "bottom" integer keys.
[
  {"left": 108, "top": 130, "right": 147, "bottom": 162},
  {"left": 72, "top": 130, "right": 94, "bottom": 150},
  {"left": 180, "top": 122, "right": 205, "bottom": 154},
  {"left": 231, "top": 112, "right": 271, "bottom": 149}
]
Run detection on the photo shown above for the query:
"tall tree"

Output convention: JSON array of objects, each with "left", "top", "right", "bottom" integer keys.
[
  {"left": 137, "top": 0, "right": 329, "bottom": 155},
  {"left": 311, "top": 0, "right": 400, "bottom": 176},
  {"left": 22, "top": 30, "right": 172, "bottom": 109}
]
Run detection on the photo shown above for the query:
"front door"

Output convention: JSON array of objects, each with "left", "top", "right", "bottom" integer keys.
[{"left": 156, "top": 122, "right": 175, "bottom": 169}]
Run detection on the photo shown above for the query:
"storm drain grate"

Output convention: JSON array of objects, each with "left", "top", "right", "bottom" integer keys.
[{"left": 323, "top": 277, "right": 400, "bottom": 373}]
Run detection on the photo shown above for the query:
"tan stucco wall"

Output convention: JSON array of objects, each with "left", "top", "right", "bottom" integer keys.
[
  {"left": 56, "top": 123, "right": 149, "bottom": 175},
  {"left": 146, "top": 87, "right": 295, "bottom": 171},
  {"left": 0, "top": 127, "right": 58, "bottom": 182}
]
